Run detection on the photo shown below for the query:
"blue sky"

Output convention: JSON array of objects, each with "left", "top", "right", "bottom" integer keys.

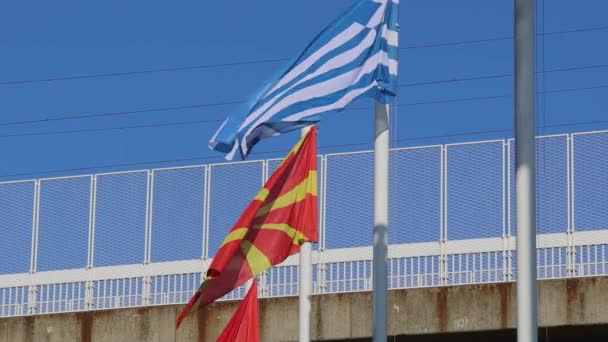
[
  {"left": 0, "top": 0, "right": 607, "bottom": 180},
  {"left": 0, "top": 1, "right": 607, "bottom": 276}
]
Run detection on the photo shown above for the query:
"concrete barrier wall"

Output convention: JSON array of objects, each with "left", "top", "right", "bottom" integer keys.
[{"left": 1, "top": 277, "right": 608, "bottom": 342}]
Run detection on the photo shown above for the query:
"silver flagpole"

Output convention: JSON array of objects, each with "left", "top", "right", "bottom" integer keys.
[
  {"left": 373, "top": 101, "right": 389, "bottom": 341},
  {"left": 299, "top": 126, "right": 313, "bottom": 342},
  {"left": 515, "top": 0, "right": 538, "bottom": 341}
]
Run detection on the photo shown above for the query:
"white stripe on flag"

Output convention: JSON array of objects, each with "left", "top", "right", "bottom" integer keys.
[
  {"left": 382, "top": 25, "right": 399, "bottom": 47},
  {"left": 237, "top": 28, "right": 378, "bottom": 135},
  {"left": 225, "top": 138, "right": 240, "bottom": 160},
  {"left": 282, "top": 83, "right": 377, "bottom": 122},
  {"left": 241, "top": 50, "right": 390, "bottom": 154},
  {"left": 266, "top": 23, "right": 365, "bottom": 98},
  {"left": 366, "top": 1, "right": 388, "bottom": 28},
  {"left": 389, "top": 59, "right": 398, "bottom": 76},
  {"left": 209, "top": 0, "right": 399, "bottom": 160}
]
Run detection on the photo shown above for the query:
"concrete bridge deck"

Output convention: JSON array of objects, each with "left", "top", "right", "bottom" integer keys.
[{"left": 2, "top": 277, "right": 607, "bottom": 342}]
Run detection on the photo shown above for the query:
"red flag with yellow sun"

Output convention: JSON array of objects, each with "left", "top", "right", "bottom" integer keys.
[{"left": 176, "top": 126, "right": 318, "bottom": 328}]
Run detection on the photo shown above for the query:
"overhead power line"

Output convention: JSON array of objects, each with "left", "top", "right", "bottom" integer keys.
[
  {"left": 1, "top": 25, "right": 607, "bottom": 86},
  {"left": 398, "top": 73, "right": 512, "bottom": 87},
  {"left": 0, "top": 102, "right": 241, "bottom": 127},
  {"left": 0, "top": 74, "right": 516, "bottom": 127},
  {"left": 0, "top": 95, "right": 508, "bottom": 139},
  {"left": 3, "top": 61, "right": 608, "bottom": 128},
  {"left": 0, "top": 96, "right": 514, "bottom": 139},
  {"left": 0, "top": 119, "right": 225, "bottom": 139},
  {"left": 402, "top": 25, "right": 608, "bottom": 50},
  {"left": 2, "top": 81, "right": 608, "bottom": 140},
  {"left": 543, "top": 84, "right": 608, "bottom": 94},
  {"left": 2, "top": 117, "right": 607, "bottom": 180},
  {"left": 0, "top": 142, "right": 372, "bottom": 179},
  {"left": 0, "top": 59, "right": 290, "bottom": 86},
  {"left": 542, "top": 25, "right": 608, "bottom": 36}
]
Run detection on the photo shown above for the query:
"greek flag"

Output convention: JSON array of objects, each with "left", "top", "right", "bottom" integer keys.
[{"left": 210, "top": 0, "right": 399, "bottom": 160}]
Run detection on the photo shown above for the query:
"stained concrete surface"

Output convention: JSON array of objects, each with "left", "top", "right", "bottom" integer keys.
[{"left": 1, "top": 277, "right": 607, "bottom": 341}]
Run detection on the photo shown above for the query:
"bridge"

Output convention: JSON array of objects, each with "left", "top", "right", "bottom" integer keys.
[{"left": 1, "top": 129, "right": 608, "bottom": 340}]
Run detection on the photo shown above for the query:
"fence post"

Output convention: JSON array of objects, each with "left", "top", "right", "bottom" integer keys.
[
  {"left": 85, "top": 175, "right": 97, "bottom": 310},
  {"left": 502, "top": 140, "right": 510, "bottom": 281},
  {"left": 27, "top": 179, "right": 41, "bottom": 314},
  {"left": 506, "top": 140, "right": 514, "bottom": 282},
  {"left": 27, "top": 278, "right": 37, "bottom": 315},
  {"left": 142, "top": 170, "right": 154, "bottom": 306},
  {"left": 567, "top": 134, "right": 576, "bottom": 277},
  {"left": 258, "top": 160, "right": 270, "bottom": 298},
  {"left": 200, "top": 164, "right": 211, "bottom": 295},
  {"left": 315, "top": 155, "right": 327, "bottom": 294},
  {"left": 439, "top": 145, "right": 448, "bottom": 286},
  {"left": 203, "top": 165, "right": 212, "bottom": 261}
]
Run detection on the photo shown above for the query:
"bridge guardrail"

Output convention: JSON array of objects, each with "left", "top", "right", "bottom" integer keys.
[{"left": 1, "top": 130, "right": 607, "bottom": 317}]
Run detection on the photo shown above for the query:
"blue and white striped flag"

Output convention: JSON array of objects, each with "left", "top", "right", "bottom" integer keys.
[{"left": 210, "top": 0, "right": 399, "bottom": 160}]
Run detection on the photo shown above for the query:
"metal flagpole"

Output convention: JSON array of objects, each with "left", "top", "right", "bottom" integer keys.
[
  {"left": 373, "top": 101, "right": 389, "bottom": 341},
  {"left": 514, "top": 0, "right": 538, "bottom": 341},
  {"left": 299, "top": 126, "right": 313, "bottom": 342}
]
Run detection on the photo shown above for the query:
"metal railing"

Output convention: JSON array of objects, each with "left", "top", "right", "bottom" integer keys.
[{"left": 1, "top": 129, "right": 607, "bottom": 317}]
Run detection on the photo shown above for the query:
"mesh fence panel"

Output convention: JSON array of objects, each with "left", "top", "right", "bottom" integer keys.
[
  {"left": 325, "top": 152, "right": 373, "bottom": 249},
  {"left": 151, "top": 167, "right": 205, "bottom": 262},
  {"left": 536, "top": 135, "right": 569, "bottom": 234},
  {"left": 0, "top": 181, "right": 35, "bottom": 275},
  {"left": 390, "top": 146, "right": 442, "bottom": 244},
  {"left": 571, "top": 132, "right": 608, "bottom": 278},
  {"left": 267, "top": 158, "right": 283, "bottom": 175},
  {"left": 446, "top": 141, "right": 504, "bottom": 240},
  {"left": 94, "top": 172, "right": 148, "bottom": 267},
  {"left": 208, "top": 161, "right": 264, "bottom": 257},
  {"left": 535, "top": 136, "right": 570, "bottom": 280},
  {"left": 3, "top": 130, "right": 608, "bottom": 316},
  {"left": 573, "top": 132, "right": 608, "bottom": 231},
  {"left": 37, "top": 177, "right": 91, "bottom": 271},
  {"left": 510, "top": 136, "right": 570, "bottom": 234},
  {"left": 510, "top": 136, "right": 572, "bottom": 280}
]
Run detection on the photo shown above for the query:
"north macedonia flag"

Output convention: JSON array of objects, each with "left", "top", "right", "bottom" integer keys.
[{"left": 177, "top": 126, "right": 318, "bottom": 328}]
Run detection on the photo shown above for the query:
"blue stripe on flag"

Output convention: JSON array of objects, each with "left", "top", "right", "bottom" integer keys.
[{"left": 210, "top": 0, "right": 399, "bottom": 160}]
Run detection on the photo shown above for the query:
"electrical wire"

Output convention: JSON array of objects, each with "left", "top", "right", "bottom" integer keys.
[
  {"left": 3, "top": 81, "right": 608, "bottom": 139},
  {"left": 0, "top": 141, "right": 371, "bottom": 179},
  {"left": 2, "top": 117, "right": 607, "bottom": 180},
  {"left": 3, "top": 61, "right": 608, "bottom": 128},
  {"left": 0, "top": 58, "right": 290, "bottom": 86},
  {"left": 0, "top": 119, "right": 225, "bottom": 139},
  {"left": 0, "top": 25, "right": 606, "bottom": 86},
  {"left": 0, "top": 102, "right": 240, "bottom": 127}
]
